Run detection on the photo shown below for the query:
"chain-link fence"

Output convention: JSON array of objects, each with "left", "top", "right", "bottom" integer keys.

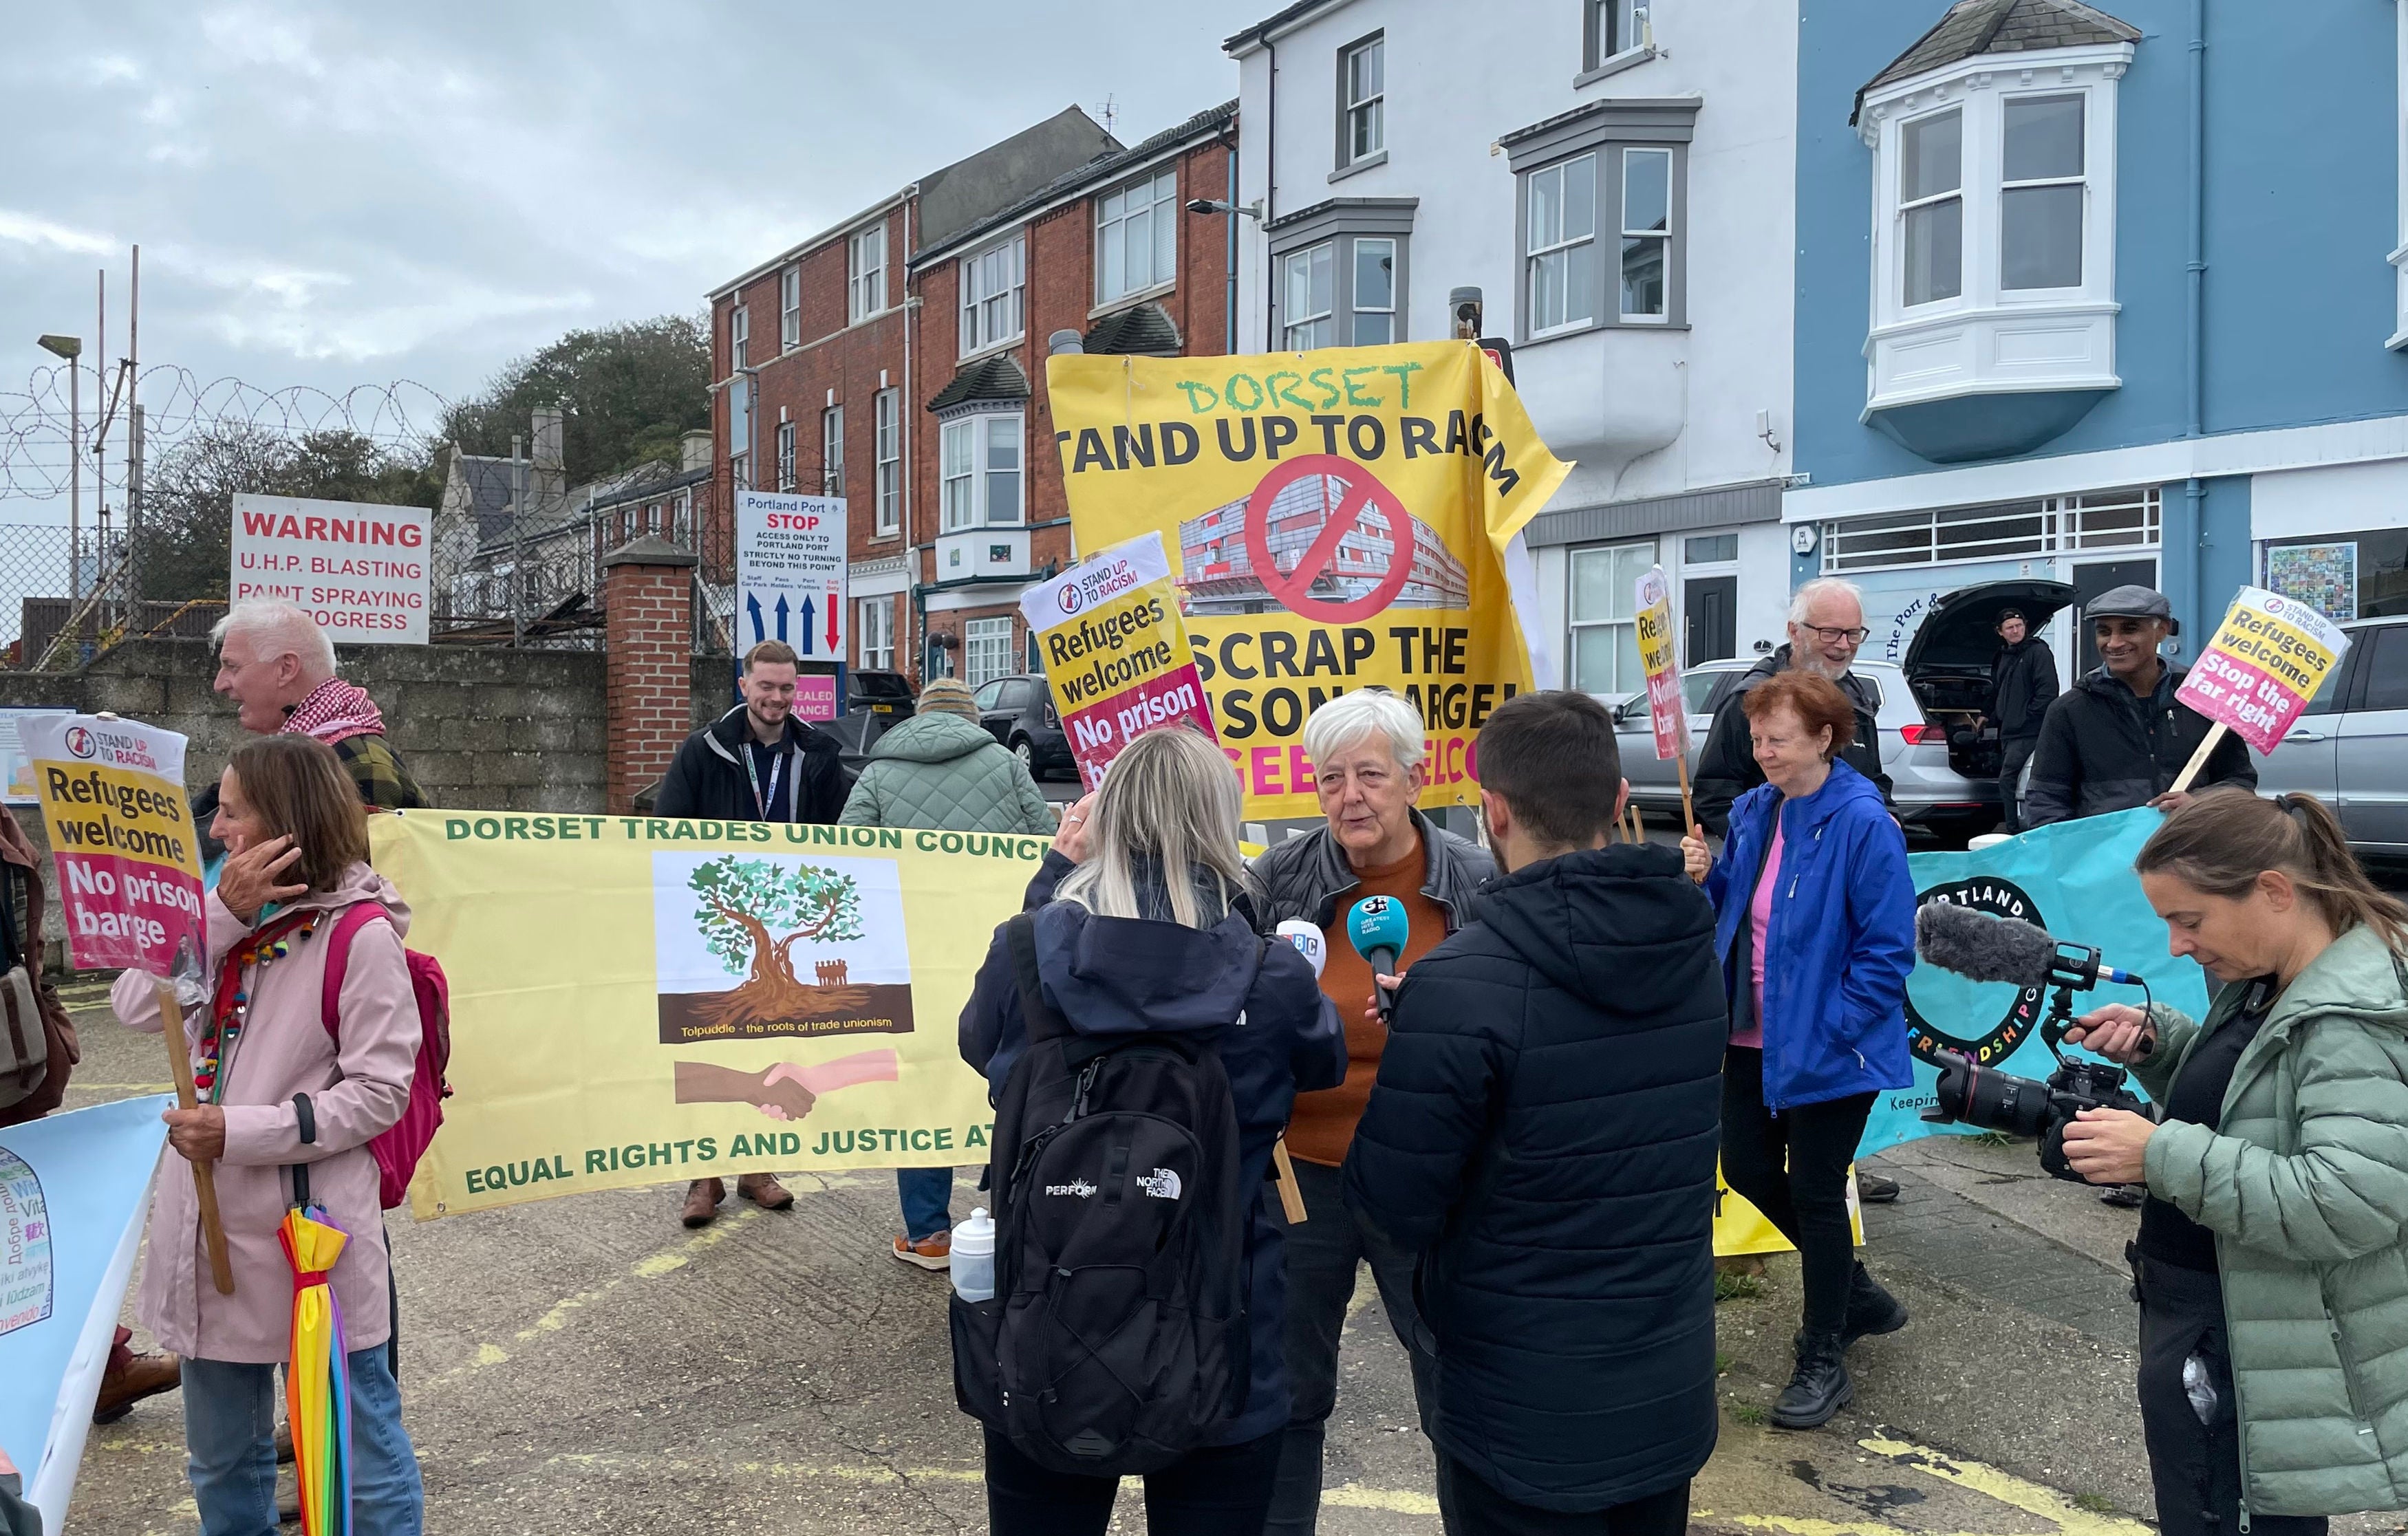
[{"left": 3, "top": 363, "right": 736, "bottom": 663}]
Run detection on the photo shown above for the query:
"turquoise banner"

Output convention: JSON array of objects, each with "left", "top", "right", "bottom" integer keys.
[
  {"left": 1, "top": 1095, "right": 171, "bottom": 1533},
  {"left": 1864, "top": 808, "right": 2211, "bottom": 1156}
]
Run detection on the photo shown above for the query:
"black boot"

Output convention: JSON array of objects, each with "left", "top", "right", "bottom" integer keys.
[
  {"left": 1841, "top": 1263, "right": 1909, "bottom": 1349},
  {"left": 1771, "top": 1330, "right": 1851, "bottom": 1429}
]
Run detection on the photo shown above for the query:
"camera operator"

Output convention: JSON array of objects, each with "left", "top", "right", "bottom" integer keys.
[{"left": 2058, "top": 790, "right": 2408, "bottom": 1536}]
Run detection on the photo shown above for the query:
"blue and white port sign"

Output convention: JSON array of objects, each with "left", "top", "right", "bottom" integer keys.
[{"left": 735, "top": 491, "right": 847, "bottom": 659}]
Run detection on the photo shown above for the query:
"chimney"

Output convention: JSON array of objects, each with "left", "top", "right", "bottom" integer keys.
[
  {"left": 681, "top": 430, "right": 712, "bottom": 475},
  {"left": 531, "top": 407, "right": 566, "bottom": 474}
]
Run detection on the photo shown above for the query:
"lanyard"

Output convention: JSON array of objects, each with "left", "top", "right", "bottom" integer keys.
[{"left": 749, "top": 743, "right": 786, "bottom": 821}]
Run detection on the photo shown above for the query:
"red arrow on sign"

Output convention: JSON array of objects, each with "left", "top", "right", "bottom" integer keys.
[{"left": 1240, "top": 455, "right": 1417, "bottom": 626}]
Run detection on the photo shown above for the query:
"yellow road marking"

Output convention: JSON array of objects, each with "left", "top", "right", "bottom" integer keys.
[
  {"left": 1858, "top": 1435, "right": 2150, "bottom": 1536},
  {"left": 1325, "top": 1481, "right": 1441, "bottom": 1515},
  {"left": 65, "top": 1083, "right": 175, "bottom": 1093}
]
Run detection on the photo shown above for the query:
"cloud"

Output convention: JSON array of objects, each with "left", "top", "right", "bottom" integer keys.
[{"left": 0, "top": 0, "right": 1258, "bottom": 518}]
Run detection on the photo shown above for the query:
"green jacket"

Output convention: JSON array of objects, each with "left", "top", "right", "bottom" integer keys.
[
  {"left": 837, "top": 713, "right": 1055, "bottom": 836},
  {"left": 2137, "top": 924, "right": 2408, "bottom": 1517}
]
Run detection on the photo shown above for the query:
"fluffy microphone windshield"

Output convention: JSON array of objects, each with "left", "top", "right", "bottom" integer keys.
[{"left": 1915, "top": 901, "right": 2057, "bottom": 988}]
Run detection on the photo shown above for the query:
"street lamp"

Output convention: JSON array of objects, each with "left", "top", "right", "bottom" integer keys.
[{"left": 36, "top": 334, "right": 82, "bottom": 601}]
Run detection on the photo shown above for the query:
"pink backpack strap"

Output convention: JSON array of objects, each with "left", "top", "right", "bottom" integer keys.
[{"left": 321, "top": 903, "right": 394, "bottom": 1041}]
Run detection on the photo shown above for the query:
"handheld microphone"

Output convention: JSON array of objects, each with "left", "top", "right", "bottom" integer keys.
[
  {"left": 1345, "top": 896, "right": 1412, "bottom": 1021},
  {"left": 1274, "top": 920, "right": 1327, "bottom": 979}
]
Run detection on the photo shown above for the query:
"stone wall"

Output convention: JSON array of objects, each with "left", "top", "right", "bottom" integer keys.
[{"left": 3, "top": 638, "right": 752, "bottom": 968}]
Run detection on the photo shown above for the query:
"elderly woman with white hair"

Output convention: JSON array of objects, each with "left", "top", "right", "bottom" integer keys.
[{"left": 1248, "top": 687, "right": 1495, "bottom": 1536}]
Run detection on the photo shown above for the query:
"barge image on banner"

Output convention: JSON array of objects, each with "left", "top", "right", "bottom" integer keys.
[{"left": 654, "top": 851, "right": 914, "bottom": 1043}]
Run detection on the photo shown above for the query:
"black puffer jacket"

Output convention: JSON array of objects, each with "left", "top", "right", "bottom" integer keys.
[
  {"left": 1693, "top": 648, "right": 1893, "bottom": 836},
  {"left": 1249, "top": 808, "right": 1494, "bottom": 933},
  {"left": 1988, "top": 637, "right": 2060, "bottom": 742},
  {"left": 1341, "top": 843, "right": 1725, "bottom": 1513},
  {"left": 2023, "top": 664, "right": 2257, "bottom": 828},
  {"left": 654, "top": 706, "right": 850, "bottom": 824}
]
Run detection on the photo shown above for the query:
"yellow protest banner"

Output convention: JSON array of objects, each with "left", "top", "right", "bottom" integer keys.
[
  {"left": 369, "top": 811, "right": 1024, "bottom": 1219},
  {"left": 1046, "top": 342, "right": 1570, "bottom": 821}
]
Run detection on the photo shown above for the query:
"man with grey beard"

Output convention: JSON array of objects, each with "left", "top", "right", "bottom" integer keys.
[{"left": 1694, "top": 577, "right": 1895, "bottom": 838}]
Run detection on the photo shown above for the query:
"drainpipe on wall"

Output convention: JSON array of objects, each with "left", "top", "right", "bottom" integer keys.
[
  {"left": 901, "top": 182, "right": 922, "bottom": 682},
  {"left": 1224, "top": 129, "right": 1240, "bottom": 356},
  {"left": 2178, "top": 0, "right": 2208, "bottom": 658},
  {"left": 1263, "top": 34, "right": 1280, "bottom": 351}
]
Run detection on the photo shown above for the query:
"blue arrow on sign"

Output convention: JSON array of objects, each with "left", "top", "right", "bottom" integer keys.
[
  {"left": 798, "top": 596, "right": 817, "bottom": 656},
  {"left": 746, "top": 592, "right": 765, "bottom": 643},
  {"left": 773, "top": 594, "right": 790, "bottom": 642}
]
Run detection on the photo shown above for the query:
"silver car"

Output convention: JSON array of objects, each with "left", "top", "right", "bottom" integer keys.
[
  {"left": 2253, "top": 612, "right": 2408, "bottom": 859},
  {"left": 1611, "top": 657, "right": 1997, "bottom": 836}
]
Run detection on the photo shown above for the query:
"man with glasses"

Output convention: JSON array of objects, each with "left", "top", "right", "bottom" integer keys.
[{"left": 1695, "top": 577, "right": 1895, "bottom": 839}]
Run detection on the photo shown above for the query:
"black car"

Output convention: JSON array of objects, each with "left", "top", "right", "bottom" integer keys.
[
  {"left": 817, "top": 669, "right": 918, "bottom": 773},
  {"left": 973, "top": 674, "right": 1075, "bottom": 779}
]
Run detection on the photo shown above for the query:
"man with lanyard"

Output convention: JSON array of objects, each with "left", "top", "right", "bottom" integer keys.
[{"left": 654, "top": 640, "right": 851, "bottom": 1226}]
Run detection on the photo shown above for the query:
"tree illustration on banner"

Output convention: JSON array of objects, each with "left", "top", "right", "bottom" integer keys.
[{"left": 689, "top": 856, "right": 867, "bottom": 1026}]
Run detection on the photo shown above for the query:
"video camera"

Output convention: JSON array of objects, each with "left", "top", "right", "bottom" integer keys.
[{"left": 1913, "top": 903, "right": 2154, "bottom": 1182}]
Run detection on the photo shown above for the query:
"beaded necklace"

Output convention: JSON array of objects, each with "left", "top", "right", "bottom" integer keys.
[{"left": 197, "top": 911, "right": 323, "bottom": 1104}]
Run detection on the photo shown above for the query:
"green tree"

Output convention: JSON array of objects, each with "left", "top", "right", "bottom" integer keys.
[
  {"left": 440, "top": 313, "right": 710, "bottom": 482},
  {"left": 690, "top": 856, "right": 866, "bottom": 986}
]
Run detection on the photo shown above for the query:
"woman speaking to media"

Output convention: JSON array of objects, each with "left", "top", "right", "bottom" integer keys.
[{"left": 2061, "top": 790, "right": 2408, "bottom": 1536}]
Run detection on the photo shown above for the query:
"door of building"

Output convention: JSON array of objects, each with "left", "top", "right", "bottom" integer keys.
[
  {"left": 1684, "top": 575, "right": 1737, "bottom": 666},
  {"left": 2069, "top": 559, "right": 2159, "bottom": 676}
]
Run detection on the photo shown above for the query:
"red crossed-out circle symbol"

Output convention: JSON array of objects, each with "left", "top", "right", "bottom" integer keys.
[{"left": 1240, "top": 454, "right": 1417, "bottom": 625}]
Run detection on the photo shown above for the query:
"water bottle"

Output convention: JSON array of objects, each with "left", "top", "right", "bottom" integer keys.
[{"left": 952, "top": 1207, "right": 996, "bottom": 1303}]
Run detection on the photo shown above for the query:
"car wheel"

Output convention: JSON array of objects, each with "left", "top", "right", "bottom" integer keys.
[{"left": 1011, "top": 737, "right": 1038, "bottom": 777}]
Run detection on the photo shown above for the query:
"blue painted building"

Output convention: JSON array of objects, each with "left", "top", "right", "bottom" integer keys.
[{"left": 1787, "top": 0, "right": 2408, "bottom": 674}]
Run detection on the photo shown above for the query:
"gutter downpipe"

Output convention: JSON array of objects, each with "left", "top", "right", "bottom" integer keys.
[
  {"left": 2180, "top": 0, "right": 2206, "bottom": 658},
  {"left": 903, "top": 182, "right": 923, "bottom": 682},
  {"left": 1225, "top": 126, "right": 1240, "bottom": 354},
  {"left": 1265, "top": 34, "right": 1280, "bottom": 351}
]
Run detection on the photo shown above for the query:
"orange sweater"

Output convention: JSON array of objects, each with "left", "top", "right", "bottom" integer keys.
[{"left": 1284, "top": 848, "right": 1450, "bottom": 1167}]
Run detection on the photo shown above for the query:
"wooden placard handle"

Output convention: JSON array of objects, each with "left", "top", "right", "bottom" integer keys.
[
  {"left": 1673, "top": 749, "right": 1701, "bottom": 842},
  {"left": 155, "top": 980, "right": 236, "bottom": 1296},
  {"left": 2167, "top": 721, "right": 2228, "bottom": 797},
  {"left": 1271, "top": 1138, "right": 1307, "bottom": 1224}
]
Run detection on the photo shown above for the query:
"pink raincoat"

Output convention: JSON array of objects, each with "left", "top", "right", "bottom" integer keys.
[{"left": 113, "top": 863, "right": 416, "bottom": 1363}]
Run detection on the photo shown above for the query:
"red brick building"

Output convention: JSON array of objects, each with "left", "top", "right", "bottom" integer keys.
[{"left": 705, "top": 100, "right": 1238, "bottom": 690}]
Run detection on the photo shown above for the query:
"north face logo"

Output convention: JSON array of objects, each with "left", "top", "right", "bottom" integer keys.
[
  {"left": 1044, "top": 1178, "right": 1098, "bottom": 1198},
  {"left": 1136, "top": 1167, "right": 1182, "bottom": 1200}
]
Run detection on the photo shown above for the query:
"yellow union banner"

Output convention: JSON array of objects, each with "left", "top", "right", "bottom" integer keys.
[
  {"left": 1046, "top": 341, "right": 1570, "bottom": 822},
  {"left": 371, "top": 810, "right": 1019, "bottom": 1219},
  {"left": 372, "top": 807, "right": 1835, "bottom": 1255}
]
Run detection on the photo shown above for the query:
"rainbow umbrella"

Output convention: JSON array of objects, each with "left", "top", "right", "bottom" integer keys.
[{"left": 277, "top": 1200, "right": 352, "bottom": 1535}]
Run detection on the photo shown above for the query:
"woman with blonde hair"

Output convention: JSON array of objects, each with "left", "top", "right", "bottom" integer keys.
[
  {"left": 2061, "top": 789, "right": 2408, "bottom": 1536},
  {"left": 114, "top": 733, "right": 425, "bottom": 1535},
  {"left": 955, "top": 726, "right": 1345, "bottom": 1535}
]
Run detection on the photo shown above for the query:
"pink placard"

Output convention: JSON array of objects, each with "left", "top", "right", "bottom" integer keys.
[
  {"left": 1061, "top": 667, "right": 1218, "bottom": 791},
  {"left": 794, "top": 674, "right": 839, "bottom": 722}
]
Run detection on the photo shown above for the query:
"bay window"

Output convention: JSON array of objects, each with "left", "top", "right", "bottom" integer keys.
[{"left": 940, "top": 413, "right": 1023, "bottom": 532}]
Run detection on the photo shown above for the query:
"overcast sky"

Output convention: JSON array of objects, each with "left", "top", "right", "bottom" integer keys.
[{"left": 0, "top": 1, "right": 1264, "bottom": 521}]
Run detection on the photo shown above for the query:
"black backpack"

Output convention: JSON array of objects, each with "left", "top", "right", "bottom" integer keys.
[{"left": 949, "top": 911, "right": 1249, "bottom": 1476}]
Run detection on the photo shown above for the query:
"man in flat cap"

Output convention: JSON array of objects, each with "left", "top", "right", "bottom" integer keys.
[{"left": 2023, "top": 585, "right": 2255, "bottom": 830}]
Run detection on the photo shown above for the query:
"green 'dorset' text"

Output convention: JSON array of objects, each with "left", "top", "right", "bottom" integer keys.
[{"left": 436, "top": 814, "right": 1049, "bottom": 860}]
